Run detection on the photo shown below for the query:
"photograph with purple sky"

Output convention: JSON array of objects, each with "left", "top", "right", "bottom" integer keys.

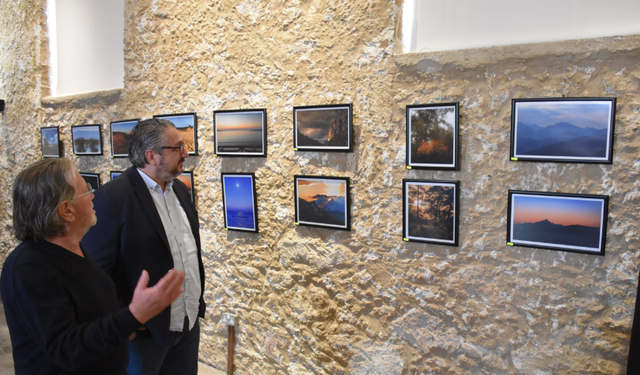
[
  {"left": 512, "top": 194, "right": 603, "bottom": 228},
  {"left": 515, "top": 101, "right": 611, "bottom": 129}
]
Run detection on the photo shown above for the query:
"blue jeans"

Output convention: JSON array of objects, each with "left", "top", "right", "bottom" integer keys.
[{"left": 127, "top": 318, "right": 200, "bottom": 375}]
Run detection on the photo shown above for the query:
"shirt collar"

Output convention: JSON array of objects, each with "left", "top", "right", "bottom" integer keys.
[{"left": 137, "top": 168, "right": 173, "bottom": 192}]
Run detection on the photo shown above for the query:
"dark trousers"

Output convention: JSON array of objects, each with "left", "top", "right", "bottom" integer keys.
[{"left": 127, "top": 318, "right": 200, "bottom": 375}]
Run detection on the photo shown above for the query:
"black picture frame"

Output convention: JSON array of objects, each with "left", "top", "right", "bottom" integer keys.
[
  {"left": 80, "top": 173, "right": 101, "bottom": 190},
  {"left": 402, "top": 179, "right": 459, "bottom": 246},
  {"left": 110, "top": 119, "right": 139, "bottom": 157},
  {"left": 510, "top": 97, "right": 616, "bottom": 163},
  {"left": 153, "top": 113, "right": 198, "bottom": 155},
  {"left": 293, "top": 104, "right": 353, "bottom": 152},
  {"left": 221, "top": 173, "right": 258, "bottom": 233},
  {"left": 71, "top": 124, "right": 103, "bottom": 156},
  {"left": 41, "top": 126, "right": 61, "bottom": 158},
  {"left": 294, "top": 175, "right": 351, "bottom": 231},
  {"left": 507, "top": 190, "right": 608, "bottom": 255},
  {"left": 177, "top": 171, "right": 195, "bottom": 203},
  {"left": 213, "top": 108, "right": 267, "bottom": 157},
  {"left": 406, "top": 103, "right": 459, "bottom": 170},
  {"left": 110, "top": 171, "right": 123, "bottom": 181}
]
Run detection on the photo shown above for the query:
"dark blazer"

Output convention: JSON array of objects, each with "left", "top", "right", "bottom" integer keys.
[{"left": 82, "top": 166, "right": 205, "bottom": 344}]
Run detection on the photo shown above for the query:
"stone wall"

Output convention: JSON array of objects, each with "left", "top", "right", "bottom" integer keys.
[{"left": 1, "top": 0, "right": 640, "bottom": 374}]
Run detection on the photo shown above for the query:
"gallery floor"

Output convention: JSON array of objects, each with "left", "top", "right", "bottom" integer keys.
[{"left": 0, "top": 303, "right": 225, "bottom": 375}]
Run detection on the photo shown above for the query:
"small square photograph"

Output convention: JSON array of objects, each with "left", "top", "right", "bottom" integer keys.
[
  {"left": 221, "top": 173, "right": 258, "bottom": 233},
  {"left": 153, "top": 113, "right": 198, "bottom": 155},
  {"left": 214, "top": 109, "right": 267, "bottom": 156},
  {"left": 71, "top": 124, "right": 103, "bottom": 156},
  {"left": 41, "top": 126, "right": 61, "bottom": 158},
  {"left": 403, "top": 180, "right": 459, "bottom": 245},
  {"left": 176, "top": 171, "right": 195, "bottom": 203},
  {"left": 293, "top": 104, "right": 352, "bottom": 152},
  {"left": 294, "top": 175, "right": 350, "bottom": 231},
  {"left": 110, "top": 171, "right": 123, "bottom": 181},
  {"left": 507, "top": 191, "right": 608, "bottom": 255},
  {"left": 80, "top": 173, "right": 100, "bottom": 190},
  {"left": 511, "top": 98, "right": 616, "bottom": 163},
  {"left": 406, "top": 103, "right": 459, "bottom": 170},
  {"left": 110, "top": 119, "right": 139, "bottom": 157}
]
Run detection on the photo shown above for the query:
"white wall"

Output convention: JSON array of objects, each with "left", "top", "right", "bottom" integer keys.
[
  {"left": 403, "top": 0, "right": 640, "bottom": 53},
  {"left": 48, "top": 0, "right": 124, "bottom": 96}
]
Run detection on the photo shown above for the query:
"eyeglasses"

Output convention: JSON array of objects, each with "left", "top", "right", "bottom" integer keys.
[
  {"left": 75, "top": 183, "right": 94, "bottom": 200},
  {"left": 161, "top": 142, "right": 186, "bottom": 153}
]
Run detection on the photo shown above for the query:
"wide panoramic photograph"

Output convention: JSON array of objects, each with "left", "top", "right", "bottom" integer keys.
[
  {"left": 295, "top": 176, "right": 349, "bottom": 230},
  {"left": 512, "top": 99, "right": 615, "bottom": 162},
  {"left": 508, "top": 192, "right": 608, "bottom": 254}
]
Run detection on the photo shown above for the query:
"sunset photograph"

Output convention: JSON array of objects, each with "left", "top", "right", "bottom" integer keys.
[
  {"left": 214, "top": 109, "right": 266, "bottom": 156},
  {"left": 295, "top": 176, "right": 350, "bottom": 230}
]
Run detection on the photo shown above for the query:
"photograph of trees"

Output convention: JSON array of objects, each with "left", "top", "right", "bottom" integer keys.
[
  {"left": 404, "top": 180, "right": 458, "bottom": 245},
  {"left": 407, "top": 103, "right": 458, "bottom": 169}
]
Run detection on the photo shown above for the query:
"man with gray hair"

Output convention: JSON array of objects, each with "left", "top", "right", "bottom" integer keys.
[
  {"left": 82, "top": 118, "right": 205, "bottom": 375},
  {"left": 1, "top": 158, "right": 185, "bottom": 375}
]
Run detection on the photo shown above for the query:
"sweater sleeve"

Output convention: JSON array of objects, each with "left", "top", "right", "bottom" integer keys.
[{"left": 9, "top": 262, "right": 141, "bottom": 370}]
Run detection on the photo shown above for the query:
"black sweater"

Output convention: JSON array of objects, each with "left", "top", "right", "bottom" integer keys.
[{"left": 1, "top": 240, "right": 141, "bottom": 375}]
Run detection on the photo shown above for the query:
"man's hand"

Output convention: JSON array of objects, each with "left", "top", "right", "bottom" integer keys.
[{"left": 128, "top": 269, "right": 185, "bottom": 324}]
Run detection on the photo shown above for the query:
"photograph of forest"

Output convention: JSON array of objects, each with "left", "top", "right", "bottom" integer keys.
[
  {"left": 407, "top": 103, "right": 458, "bottom": 169},
  {"left": 404, "top": 180, "right": 458, "bottom": 245}
]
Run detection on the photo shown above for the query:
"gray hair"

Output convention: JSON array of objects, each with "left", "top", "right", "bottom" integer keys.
[
  {"left": 128, "top": 118, "right": 175, "bottom": 168},
  {"left": 13, "top": 158, "right": 76, "bottom": 242}
]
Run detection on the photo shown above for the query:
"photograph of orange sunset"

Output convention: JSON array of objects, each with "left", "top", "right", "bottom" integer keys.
[
  {"left": 295, "top": 177, "right": 349, "bottom": 230},
  {"left": 509, "top": 192, "right": 607, "bottom": 254}
]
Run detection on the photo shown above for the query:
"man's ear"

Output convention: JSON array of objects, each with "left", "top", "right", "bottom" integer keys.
[
  {"left": 144, "top": 149, "right": 158, "bottom": 166},
  {"left": 57, "top": 201, "right": 76, "bottom": 224}
]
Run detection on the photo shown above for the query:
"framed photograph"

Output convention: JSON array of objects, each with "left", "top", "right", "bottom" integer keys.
[
  {"left": 510, "top": 98, "right": 616, "bottom": 163},
  {"left": 153, "top": 113, "right": 198, "bottom": 155},
  {"left": 110, "top": 119, "right": 139, "bottom": 157},
  {"left": 507, "top": 190, "right": 609, "bottom": 255},
  {"left": 221, "top": 173, "right": 258, "bottom": 233},
  {"left": 176, "top": 171, "right": 195, "bottom": 203},
  {"left": 41, "top": 126, "right": 61, "bottom": 158},
  {"left": 294, "top": 175, "right": 350, "bottom": 231},
  {"left": 402, "top": 180, "right": 459, "bottom": 245},
  {"left": 80, "top": 173, "right": 100, "bottom": 190},
  {"left": 110, "top": 171, "right": 123, "bottom": 181},
  {"left": 214, "top": 109, "right": 267, "bottom": 156},
  {"left": 71, "top": 124, "right": 103, "bottom": 155},
  {"left": 406, "top": 103, "right": 459, "bottom": 170},
  {"left": 293, "top": 104, "right": 352, "bottom": 152}
]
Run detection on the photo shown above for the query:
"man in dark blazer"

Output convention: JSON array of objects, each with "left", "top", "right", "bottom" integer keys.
[{"left": 82, "top": 118, "right": 205, "bottom": 375}]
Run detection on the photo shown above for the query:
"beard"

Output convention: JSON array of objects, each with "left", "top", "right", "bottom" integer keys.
[{"left": 156, "top": 156, "right": 184, "bottom": 182}]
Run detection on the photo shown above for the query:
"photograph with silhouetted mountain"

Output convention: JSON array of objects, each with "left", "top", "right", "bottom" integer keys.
[
  {"left": 511, "top": 98, "right": 615, "bottom": 163},
  {"left": 407, "top": 103, "right": 458, "bottom": 169},
  {"left": 294, "top": 105, "right": 352, "bottom": 151},
  {"left": 508, "top": 191, "right": 608, "bottom": 255},
  {"left": 295, "top": 176, "right": 350, "bottom": 230},
  {"left": 403, "top": 180, "right": 458, "bottom": 245}
]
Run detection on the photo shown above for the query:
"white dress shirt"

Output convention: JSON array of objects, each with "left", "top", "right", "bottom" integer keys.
[{"left": 137, "top": 169, "right": 201, "bottom": 331}]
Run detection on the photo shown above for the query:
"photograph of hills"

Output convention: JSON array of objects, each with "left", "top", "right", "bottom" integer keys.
[
  {"left": 408, "top": 104, "right": 457, "bottom": 168},
  {"left": 214, "top": 110, "right": 265, "bottom": 155},
  {"left": 404, "top": 181, "right": 457, "bottom": 244},
  {"left": 509, "top": 192, "right": 607, "bottom": 254},
  {"left": 110, "top": 120, "right": 138, "bottom": 157},
  {"left": 296, "top": 177, "right": 349, "bottom": 230},
  {"left": 512, "top": 99, "right": 614, "bottom": 162},
  {"left": 155, "top": 114, "right": 197, "bottom": 154},
  {"left": 295, "top": 106, "right": 351, "bottom": 150},
  {"left": 222, "top": 174, "right": 257, "bottom": 232}
]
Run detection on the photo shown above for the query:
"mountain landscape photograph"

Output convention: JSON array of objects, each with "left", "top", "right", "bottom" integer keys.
[
  {"left": 512, "top": 100, "right": 614, "bottom": 161},
  {"left": 510, "top": 193, "right": 606, "bottom": 253},
  {"left": 295, "top": 107, "right": 350, "bottom": 149},
  {"left": 296, "top": 177, "right": 348, "bottom": 229}
]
